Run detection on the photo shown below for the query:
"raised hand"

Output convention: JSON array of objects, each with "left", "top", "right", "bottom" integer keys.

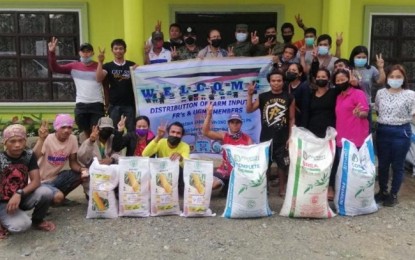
[
  {"left": 38, "top": 120, "right": 49, "bottom": 140},
  {"left": 376, "top": 53, "right": 384, "bottom": 69},
  {"left": 171, "top": 46, "right": 178, "bottom": 58},
  {"left": 144, "top": 41, "right": 152, "bottom": 54},
  {"left": 227, "top": 46, "right": 234, "bottom": 57},
  {"left": 336, "top": 32, "right": 343, "bottom": 47},
  {"left": 156, "top": 123, "right": 167, "bottom": 139},
  {"left": 97, "top": 47, "right": 105, "bottom": 63},
  {"left": 251, "top": 31, "right": 259, "bottom": 45},
  {"left": 89, "top": 125, "right": 99, "bottom": 142},
  {"left": 295, "top": 14, "right": 305, "bottom": 29},
  {"left": 264, "top": 37, "right": 274, "bottom": 49},
  {"left": 206, "top": 102, "right": 214, "bottom": 116},
  {"left": 247, "top": 82, "right": 256, "bottom": 96},
  {"left": 48, "top": 37, "right": 58, "bottom": 52},
  {"left": 117, "top": 115, "right": 127, "bottom": 132},
  {"left": 155, "top": 20, "right": 162, "bottom": 32}
]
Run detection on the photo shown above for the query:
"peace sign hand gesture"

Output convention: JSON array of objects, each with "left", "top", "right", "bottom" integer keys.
[
  {"left": 117, "top": 115, "right": 127, "bottom": 132},
  {"left": 97, "top": 47, "right": 105, "bottom": 63},
  {"left": 38, "top": 120, "right": 49, "bottom": 140},
  {"left": 336, "top": 32, "right": 343, "bottom": 47},
  {"left": 376, "top": 53, "right": 384, "bottom": 69},
  {"left": 247, "top": 82, "right": 256, "bottom": 96},
  {"left": 171, "top": 46, "right": 178, "bottom": 58},
  {"left": 48, "top": 37, "right": 58, "bottom": 52},
  {"left": 251, "top": 31, "right": 259, "bottom": 45},
  {"left": 89, "top": 125, "right": 99, "bottom": 142},
  {"left": 227, "top": 46, "right": 235, "bottom": 57}
]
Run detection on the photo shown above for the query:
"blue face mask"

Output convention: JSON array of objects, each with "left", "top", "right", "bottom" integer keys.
[
  {"left": 318, "top": 46, "right": 329, "bottom": 55},
  {"left": 387, "top": 78, "right": 404, "bottom": 89},
  {"left": 354, "top": 58, "right": 367, "bottom": 68},
  {"left": 236, "top": 33, "right": 248, "bottom": 42},
  {"left": 305, "top": 37, "right": 314, "bottom": 46},
  {"left": 80, "top": 56, "right": 93, "bottom": 64}
]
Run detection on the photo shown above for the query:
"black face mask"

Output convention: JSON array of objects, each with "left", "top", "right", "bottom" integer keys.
[
  {"left": 210, "top": 39, "right": 221, "bottom": 48},
  {"left": 184, "top": 37, "right": 196, "bottom": 45},
  {"left": 282, "top": 35, "right": 293, "bottom": 43},
  {"left": 99, "top": 128, "right": 113, "bottom": 140},
  {"left": 285, "top": 72, "right": 298, "bottom": 82},
  {"left": 315, "top": 79, "right": 329, "bottom": 87},
  {"left": 167, "top": 136, "right": 181, "bottom": 146},
  {"left": 336, "top": 82, "right": 349, "bottom": 91},
  {"left": 265, "top": 35, "right": 276, "bottom": 42}
]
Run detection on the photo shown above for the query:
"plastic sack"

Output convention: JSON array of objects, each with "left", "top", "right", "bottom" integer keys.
[
  {"left": 181, "top": 159, "right": 215, "bottom": 217},
  {"left": 86, "top": 158, "right": 119, "bottom": 219},
  {"left": 334, "top": 135, "right": 378, "bottom": 216},
  {"left": 405, "top": 122, "right": 415, "bottom": 176},
  {"left": 150, "top": 158, "right": 181, "bottom": 216},
  {"left": 118, "top": 157, "right": 150, "bottom": 217},
  {"left": 222, "top": 141, "right": 272, "bottom": 219},
  {"left": 280, "top": 127, "right": 336, "bottom": 218}
]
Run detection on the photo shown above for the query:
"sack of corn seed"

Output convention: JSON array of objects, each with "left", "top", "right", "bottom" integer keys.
[
  {"left": 118, "top": 157, "right": 151, "bottom": 217},
  {"left": 86, "top": 158, "right": 119, "bottom": 219},
  {"left": 222, "top": 141, "right": 272, "bottom": 219},
  {"left": 181, "top": 159, "right": 215, "bottom": 217},
  {"left": 334, "top": 135, "right": 378, "bottom": 216},
  {"left": 280, "top": 127, "right": 336, "bottom": 218},
  {"left": 149, "top": 158, "right": 181, "bottom": 216}
]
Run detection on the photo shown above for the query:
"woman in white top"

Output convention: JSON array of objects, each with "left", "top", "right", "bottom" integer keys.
[{"left": 374, "top": 64, "right": 415, "bottom": 207}]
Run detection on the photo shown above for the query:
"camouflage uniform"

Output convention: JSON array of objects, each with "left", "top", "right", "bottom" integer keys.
[
  {"left": 173, "top": 46, "right": 201, "bottom": 61},
  {"left": 252, "top": 41, "right": 285, "bottom": 56},
  {"left": 228, "top": 41, "right": 254, "bottom": 57}
]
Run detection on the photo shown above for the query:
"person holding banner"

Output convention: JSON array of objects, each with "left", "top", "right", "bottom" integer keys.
[
  {"left": 202, "top": 103, "right": 253, "bottom": 193},
  {"left": 142, "top": 122, "right": 190, "bottom": 194},
  {"left": 246, "top": 70, "right": 296, "bottom": 197}
]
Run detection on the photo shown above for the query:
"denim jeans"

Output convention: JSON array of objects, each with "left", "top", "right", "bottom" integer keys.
[
  {"left": 376, "top": 123, "right": 411, "bottom": 195},
  {"left": 0, "top": 185, "right": 53, "bottom": 232},
  {"left": 108, "top": 105, "right": 136, "bottom": 133},
  {"left": 43, "top": 170, "right": 82, "bottom": 196}
]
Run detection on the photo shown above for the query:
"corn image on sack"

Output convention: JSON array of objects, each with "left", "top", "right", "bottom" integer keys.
[
  {"left": 150, "top": 158, "right": 181, "bottom": 216},
  {"left": 334, "top": 135, "right": 378, "bottom": 216},
  {"left": 280, "top": 127, "right": 336, "bottom": 218},
  {"left": 222, "top": 141, "right": 272, "bottom": 218},
  {"left": 181, "top": 159, "right": 215, "bottom": 217},
  {"left": 87, "top": 158, "right": 119, "bottom": 219},
  {"left": 118, "top": 157, "right": 151, "bottom": 217}
]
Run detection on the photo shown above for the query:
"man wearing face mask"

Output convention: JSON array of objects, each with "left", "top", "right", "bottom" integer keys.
[
  {"left": 308, "top": 34, "right": 338, "bottom": 74},
  {"left": 227, "top": 24, "right": 256, "bottom": 57},
  {"left": 142, "top": 121, "right": 190, "bottom": 194},
  {"left": 253, "top": 25, "right": 285, "bottom": 57},
  {"left": 48, "top": 37, "right": 105, "bottom": 138},
  {"left": 172, "top": 26, "right": 201, "bottom": 61}
]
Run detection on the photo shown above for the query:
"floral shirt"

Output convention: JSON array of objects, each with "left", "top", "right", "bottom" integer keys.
[{"left": 0, "top": 150, "right": 38, "bottom": 201}]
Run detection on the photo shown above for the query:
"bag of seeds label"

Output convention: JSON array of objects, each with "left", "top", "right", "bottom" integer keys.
[
  {"left": 222, "top": 141, "right": 272, "bottom": 218},
  {"left": 181, "top": 159, "right": 215, "bottom": 217},
  {"left": 150, "top": 158, "right": 181, "bottom": 216},
  {"left": 280, "top": 127, "right": 336, "bottom": 218},
  {"left": 118, "top": 157, "right": 151, "bottom": 217},
  {"left": 335, "top": 135, "right": 378, "bottom": 216},
  {"left": 87, "top": 158, "right": 119, "bottom": 219}
]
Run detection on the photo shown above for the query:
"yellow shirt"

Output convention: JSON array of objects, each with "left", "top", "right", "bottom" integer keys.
[{"left": 142, "top": 138, "right": 190, "bottom": 167}]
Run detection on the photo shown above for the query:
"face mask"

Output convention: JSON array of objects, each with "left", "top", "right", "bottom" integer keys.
[
  {"left": 265, "top": 35, "right": 276, "bottom": 42},
  {"left": 388, "top": 78, "right": 404, "bottom": 89},
  {"left": 99, "top": 128, "right": 113, "bottom": 140},
  {"left": 282, "top": 35, "right": 293, "bottom": 43},
  {"left": 167, "top": 135, "right": 181, "bottom": 146},
  {"left": 354, "top": 58, "right": 367, "bottom": 68},
  {"left": 135, "top": 129, "right": 148, "bottom": 137},
  {"left": 210, "top": 39, "right": 222, "bottom": 48},
  {"left": 318, "top": 46, "right": 329, "bottom": 55},
  {"left": 184, "top": 37, "right": 195, "bottom": 45},
  {"left": 305, "top": 37, "right": 314, "bottom": 46},
  {"left": 285, "top": 72, "right": 298, "bottom": 82},
  {"left": 80, "top": 56, "right": 93, "bottom": 64},
  {"left": 236, "top": 33, "right": 248, "bottom": 42},
  {"left": 336, "top": 82, "right": 349, "bottom": 91},
  {"left": 315, "top": 79, "right": 329, "bottom": 87}
]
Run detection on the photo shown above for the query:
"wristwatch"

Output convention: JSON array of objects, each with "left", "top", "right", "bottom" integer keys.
[{"left": 16, "top": 189, "right": 24, "bottom": 196}]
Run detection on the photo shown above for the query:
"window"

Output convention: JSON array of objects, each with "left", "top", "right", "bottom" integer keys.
[{"left": 0, "top": 11, "right": 80, "bottom": 102}]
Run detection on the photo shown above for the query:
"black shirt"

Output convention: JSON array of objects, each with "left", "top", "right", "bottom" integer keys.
[{"left": 103, "top": 60, "right": 136, "bottom": 106}]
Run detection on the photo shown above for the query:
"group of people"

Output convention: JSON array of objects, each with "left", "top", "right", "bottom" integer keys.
[{"left": 1, "top": 15, "right": 415, "bottom": 239}]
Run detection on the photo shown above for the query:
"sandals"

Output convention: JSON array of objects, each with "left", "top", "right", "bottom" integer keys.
[{"left": 33, "top": 220, "right": 56, "bottom": 232}]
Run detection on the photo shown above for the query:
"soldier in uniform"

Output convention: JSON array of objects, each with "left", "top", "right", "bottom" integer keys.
[
  {"left": 172, "top": 26, "right": 200, "bottom": 61},
  {"left": 227, "top": 24, "right": 256, "bottom": 57}
]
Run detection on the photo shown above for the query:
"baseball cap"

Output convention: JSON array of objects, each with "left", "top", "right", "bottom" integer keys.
[
  {"left": 236, "top": 24, "right": 248, "bottom": 31},
  {"left": 184, "top": 26, "right": 197, "bottom": 36},
  {"left": 80, "top": 43, "right": 94, "bottom": 52},
  {"left": 227, "top": 112, "right": 242, "bottom": 123},
  {"left": 152, "top": 31, "right": 164, "bottom": 40},
  {"left": 97, "top": 117, "right": 114, "bottom": 129}
]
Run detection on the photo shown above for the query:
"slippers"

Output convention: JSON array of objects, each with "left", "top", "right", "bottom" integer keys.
[
  {"left": 34, "top": 220, "right": 56, "bottom": 232},
  {"left": 0, "top": 225, "right": 9, "bottom": 240}
]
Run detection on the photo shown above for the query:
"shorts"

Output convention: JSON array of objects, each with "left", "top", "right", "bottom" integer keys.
[
  {"left": 43, "top": 170, "right": 82, "bottom": 196},
  {"left": 271, "top": 142, "right": 290, "bottom": 171},
  {"left": 75, "top": 102, "right": 105, "bottom": 132}
]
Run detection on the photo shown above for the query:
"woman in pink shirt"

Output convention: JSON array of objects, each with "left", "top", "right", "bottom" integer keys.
[{"left": 328, "top": 69, "right": 369, "bottom": 199}]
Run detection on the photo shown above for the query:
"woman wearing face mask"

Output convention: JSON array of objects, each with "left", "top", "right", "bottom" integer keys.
[
  {"left": 197, "top": 29, "right": 228, "bottom": 58},
  {"left": 328, "top": 69, "right": 369, "bottom": 200},
  {"left": 374, "top": 65, "right": 415, "bottom": 207},
  {"left": 349, "top": 46, "right": 385, "bottom": 101},
  {"left": 284, "top": 63, "right": 310, "bottom": 127},
  {"left": 112, "top": 115, "right": 155, "bottom": 156}
]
